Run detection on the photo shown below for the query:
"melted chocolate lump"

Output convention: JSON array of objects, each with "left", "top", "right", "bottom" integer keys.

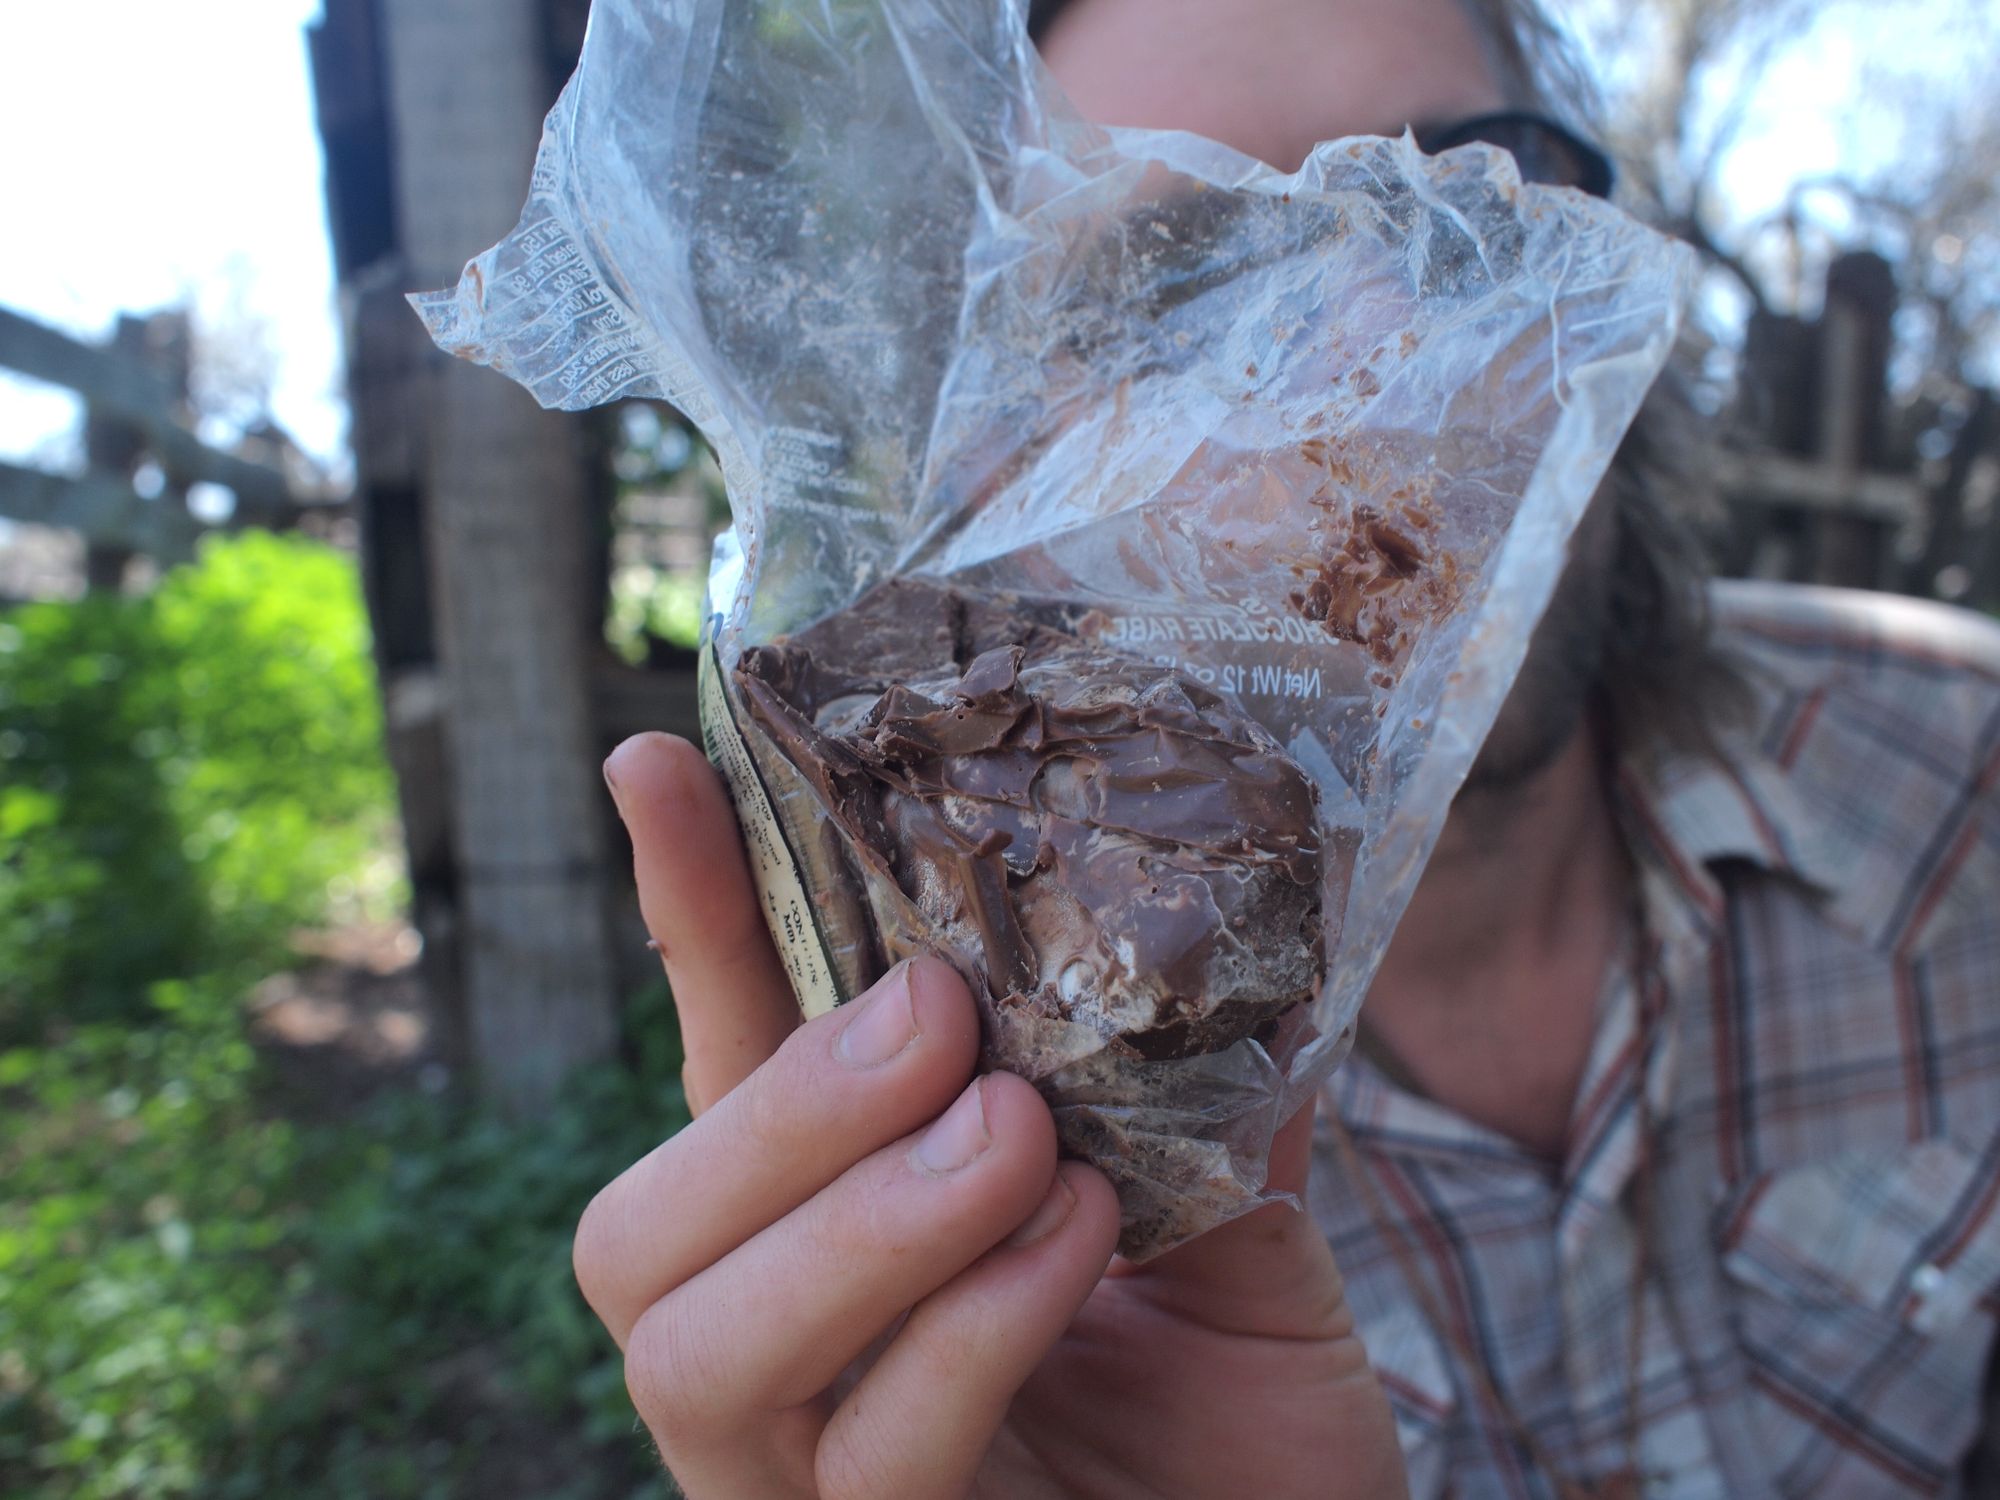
[{"left": 734, "top": 579, "right": 1324, "bottom": 1060}]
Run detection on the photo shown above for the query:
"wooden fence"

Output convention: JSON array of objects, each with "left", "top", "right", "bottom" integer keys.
[
  {"left": 0, "top": 306, "right": 337, "bottom": 590},
  {"left": 1716, "top": 251, "right": 2000, "bottom": 610}
]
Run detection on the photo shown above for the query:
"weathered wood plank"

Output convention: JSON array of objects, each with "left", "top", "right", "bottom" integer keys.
[
  {"left": 0, "top": 460, "right": 197, "bottom": 561},
  {"left": 0, "top": 307, "right": 295, "bottom": 522},
  {"left": 379, "top": 0, "right": 620, "bottom": 1109},
  {"left": 1713, "top": 450, "right": 1923, "bottom": 526},
  {"left": 1909, "top": 389, "right": 1997, "bottom": 601}
]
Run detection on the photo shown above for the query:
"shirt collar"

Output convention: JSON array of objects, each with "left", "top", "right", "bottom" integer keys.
[{"left": 1613, "top": 699, "right": 1863, "bottom": 946}]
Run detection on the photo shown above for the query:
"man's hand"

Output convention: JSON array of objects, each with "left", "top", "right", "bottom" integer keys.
[{"left": 575, "top": 732, "right": 1409, "bottom": 1499}]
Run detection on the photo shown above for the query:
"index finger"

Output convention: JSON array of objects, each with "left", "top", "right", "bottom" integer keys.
[{"left": 605, "top": 732, "right": 798, "bottom": 1113}]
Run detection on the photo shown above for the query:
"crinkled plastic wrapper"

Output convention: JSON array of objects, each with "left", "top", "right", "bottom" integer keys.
[{"left": 414, "top": 0, "right": 1693, "bottom": 1258}]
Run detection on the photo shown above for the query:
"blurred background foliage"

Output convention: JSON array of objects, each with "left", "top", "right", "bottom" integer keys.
[
  {"left": 0, "top": 534, "right": 392, "bottom": 1040},
  {"left": 0, "top": 535, "right": 683, "bottom": 1499},
  {"left": 603, "top": 402, "right": 729, "bottom": 667}
]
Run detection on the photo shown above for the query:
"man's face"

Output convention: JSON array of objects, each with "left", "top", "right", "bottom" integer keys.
[
  {"left": 1043, "top": 0, "right": 1621, "bottom": 793},
  {"left": 1040, "top": 0, "right": 1506, "bottom": 167}
]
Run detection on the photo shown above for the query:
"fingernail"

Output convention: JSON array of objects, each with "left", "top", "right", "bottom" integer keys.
[
  {"left": 836, "top": 964, "right": 920, "bottom": 1068},
  {"left": 912, "top": 1078, "right": 991, "bottom": 1175},
  {"left": 1007, "top": 1172, "right": 1077, "bottom": 1247},
  {"left": 602, "top": 759, "right": 625, "bottom": 811}
]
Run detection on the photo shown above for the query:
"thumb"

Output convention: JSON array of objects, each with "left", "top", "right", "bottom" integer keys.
[{"left": 1129, "top": 1094, "right": 1350, "bottom": 1339}]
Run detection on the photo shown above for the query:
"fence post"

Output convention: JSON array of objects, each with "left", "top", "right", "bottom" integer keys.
[
  {"left": 1812, "top": 252, "right": 1897, "bottom": 589},
  {"left": 377, "top": 0, "right": 620, "bottom": 1109}
]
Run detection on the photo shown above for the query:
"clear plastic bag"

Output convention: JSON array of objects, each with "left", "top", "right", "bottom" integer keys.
[{"left": 415, "top": 0, "right": 1692, "bottom": 1258}]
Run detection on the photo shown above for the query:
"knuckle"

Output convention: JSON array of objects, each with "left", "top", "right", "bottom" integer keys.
[
  {"left": 733, "top": 1028, "right": 835, "bottom": 1150},
  {"left": 779, "top": 1198, "right": 882, "bottom": 1299},
  {"left": 912, "top": 1303, "right": 998, "bottom": 1388},
  {"left": 677, "top": 1062, "right": 709, "bottom": 1119},
  {"left": 623, "top": 1294, "right": 734, "bottom": 1438},
  {"left": 817, "top": 1416, "right": 898, "bottom": 1500},
  {"left": 728, "top": 1066, "right": 801, "bottom": 1166},
  {"left": 570, "top": 1185, "right": 620, "bottom": 1309}
]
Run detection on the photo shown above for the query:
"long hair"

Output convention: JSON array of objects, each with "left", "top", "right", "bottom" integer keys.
[
  {"left": 1450, "top": 0, "right": 1738, "bottom": 752},
  {"left": 1028, "top": 0, "right": 1741, "bottom": 756}
]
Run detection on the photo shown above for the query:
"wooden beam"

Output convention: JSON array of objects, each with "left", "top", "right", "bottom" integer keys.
[
  {"left": 1713, "top": 450, "right": 1922, "bottom": 526},
  {"left": 0, "top": 460, "right": 197, "bottom": 561},
  {"left": 1910, "top": 388, "right": 1997, "bottom": 598},
  {"left": 380, "top": 0, "right": 621, "bottom": 1110},
  {"left": 0, "top": 307, "right": 296, "bottom": 524}
]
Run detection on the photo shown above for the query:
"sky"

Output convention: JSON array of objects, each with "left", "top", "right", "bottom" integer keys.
[
  {"left": 1564, "top": 0, "right": 1995, "bottom": 276},
  {"left": 0, "top": 0, "right": 343, "bottom": 474},
  {"left": 0, "top": 1, "right": 1990, "bottom": 486}
]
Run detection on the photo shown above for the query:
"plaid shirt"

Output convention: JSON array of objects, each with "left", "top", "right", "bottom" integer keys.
[{"left": 1311, "top": 580, "right": 2000, "bottom": 1499}]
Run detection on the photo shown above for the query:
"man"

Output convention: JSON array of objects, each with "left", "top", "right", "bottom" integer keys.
[{"left": 574, "top": 0, "right": 2000, "bottom": 1494}]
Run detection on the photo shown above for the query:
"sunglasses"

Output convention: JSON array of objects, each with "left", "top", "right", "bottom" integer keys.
[{"left": 1412, "top": 111, "right": 1616, "bottom": 199}]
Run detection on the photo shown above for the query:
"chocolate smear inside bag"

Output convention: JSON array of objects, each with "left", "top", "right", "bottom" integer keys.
[
  {"left": 414, "top": 0, "right": 1694, "bottom": 1255},
  {"left": 733, "top": 579, "right": 1326, "bottom": 1064}
]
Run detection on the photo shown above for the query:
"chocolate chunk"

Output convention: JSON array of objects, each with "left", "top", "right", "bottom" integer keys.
[{"left": 732, "top": 578, "right": 1324, "bottom": 1061}]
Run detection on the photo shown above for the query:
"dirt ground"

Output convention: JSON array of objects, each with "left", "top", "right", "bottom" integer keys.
[{"left": 249, "top": 921, "right": 438, "bottom": 1114}]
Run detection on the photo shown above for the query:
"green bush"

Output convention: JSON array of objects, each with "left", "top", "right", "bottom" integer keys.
[
  {"left": 146, "top": 532, "right": 394, "bottom": 952},
  {"left": 0, "top": 973, "right": 687, "bottom": 1500},
  {"left": 1, "top": 533, "right": 687, "bottom": 1497},
  {"left": 0, "top": 980, "right": 308, "bottom": 1498},
  {"left": 0, "top": 532, "right": 396, "bottom": 1043}
]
